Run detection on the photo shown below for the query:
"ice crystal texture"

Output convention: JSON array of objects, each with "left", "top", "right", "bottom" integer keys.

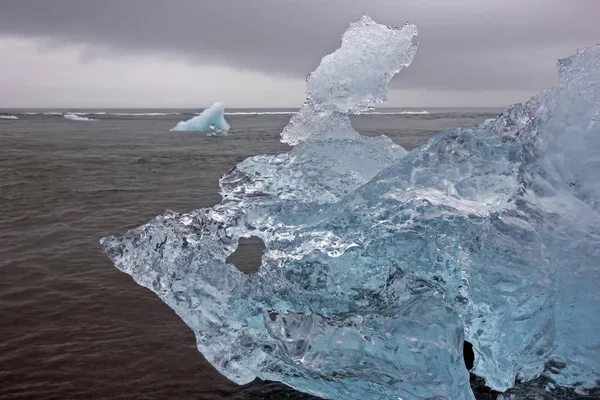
[
  {"left": 101, "top": 15, "right": 600, "bottom": 400},
  {"left": 281, "top": 16, "right": 417, "bottom": 146}
]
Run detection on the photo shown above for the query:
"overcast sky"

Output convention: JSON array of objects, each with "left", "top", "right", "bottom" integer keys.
[{"left": 1, "top": 0, "right": 598, "bottom": 108}]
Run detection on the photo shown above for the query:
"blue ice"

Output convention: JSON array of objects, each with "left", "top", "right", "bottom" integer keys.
[
  {"left": 101, "top": 15, "right": 600, "bottom": 400},
  {"left": 171, "top": 101, "right": 230, "bottom": 134}
]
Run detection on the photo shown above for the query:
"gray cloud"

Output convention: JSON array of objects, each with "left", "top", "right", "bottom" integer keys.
[{"left": 1, "top": 0, "right": 598, "bottom": 98}]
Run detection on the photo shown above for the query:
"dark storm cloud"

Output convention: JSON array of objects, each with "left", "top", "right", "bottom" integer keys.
[{"left": 1, "top": 0, "right": 598, "bottom": 92}]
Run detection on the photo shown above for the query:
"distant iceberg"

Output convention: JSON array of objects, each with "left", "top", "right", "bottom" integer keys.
[
  {"left": 170, "top": 102, "right": 230, "bottom": 135},
  {"left": 0, "top": 115, "right": 18, "bottom": 120},
  {"left": 64, "top": 114, "right": 95, "bottom": 122}
]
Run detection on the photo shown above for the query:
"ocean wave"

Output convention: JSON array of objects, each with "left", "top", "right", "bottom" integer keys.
[
  {"left": 9, "top": 110, "right": 431, "bottom": 118},
  {"left": 20, "top": 111, "right": 107, "bottom": 116},
  {"left": 71, "top": 112, "right": 108, "bottom": 116},
  {"left": 19, "top": 111, "right": 178, "bottom": 117},
  {"left": 64, "top": 114, "right": 95, "bottom": 122},
  {"left": 223, "top": 111, "right": 297, "bottom": 115},
  {"left": 110, "top": 112, "right": 180, "bottom": 116},
  {"left": 363, "top": 110, "right": 430, "bottom": 115},
  {"left": 0, "top": 115, "right": 19, "bottom": 120}
]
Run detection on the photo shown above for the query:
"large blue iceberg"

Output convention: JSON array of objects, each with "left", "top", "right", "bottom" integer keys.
[
  {"left": 171, "top": 101, "right": 230, "bottom": 134},
  {"left": 101, "top": 16, "right": 600, "bottom": 400}
]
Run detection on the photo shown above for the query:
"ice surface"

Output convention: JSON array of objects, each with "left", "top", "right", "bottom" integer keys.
[
  {"left": 171, "top": 102, "right": 230, "bottom": 135},
  {"left": 281, "top": 16, "right": 417, "bottom": 146},
  {"left": 101, "top": 14, "right": 600, "bottom": 400},
  {"left": 221, "top": 135, "right": 407, "bottom": 206},
  {"left": 64, "top": 114, "right": 95, "bottom": 121},
  {"left": 1, "top": 115, "right": 19, "bottom": 119}
]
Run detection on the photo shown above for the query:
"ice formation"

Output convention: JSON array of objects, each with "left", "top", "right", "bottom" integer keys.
[
  {"left": 171, "top": 102, "right": 230, "bottom": 135},
  {"left": 0, "top": 115, "right": 19, "bottom": 120},
  {"left": 281, "top": 17, "right": 417, "bottom": 146},
  {"left": 101, "top": 15, "right": 600, "bottom": 400},
  {"left": 64, "top": 114, "right": 95, "bottom": 121}
]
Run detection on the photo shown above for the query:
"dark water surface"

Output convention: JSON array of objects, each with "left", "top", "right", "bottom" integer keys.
[{"left": 1, "top": 109, "right": 501, "bottom": 399}]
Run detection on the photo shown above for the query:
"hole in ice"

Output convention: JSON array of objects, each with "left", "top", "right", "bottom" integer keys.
[
  {"left": 226, "top": 236, "right": 265, "bottom": 274},
  {"left": 463, "top": 340, "right": 474, "bottom": 371}
]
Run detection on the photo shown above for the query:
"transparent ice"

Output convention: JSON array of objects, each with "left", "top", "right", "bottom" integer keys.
[
  {"left": 171, "top": 101, "right": 230, "bottom": 134},
  {"left": 281, "top": 16, "right": 417, "bottom": 146},
  {"left": 101, "top": 15, "right": 600, "bottom": 400}
]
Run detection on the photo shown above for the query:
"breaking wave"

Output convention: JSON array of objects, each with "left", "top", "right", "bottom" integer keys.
[
  {"left": 64, "top": 114, "right": 95, "bottom": 122},
  {"left": 224, "top": 111, "right": 296, "bottom": 115},
  {"left": 110, "top": 112, "right": 180, "bottom": 116},
  {"left": 366, "top": 110, "right": 430, "bottom": 115}
]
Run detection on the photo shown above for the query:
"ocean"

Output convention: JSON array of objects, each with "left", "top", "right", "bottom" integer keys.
[{"left": 1, "top": 108, "right": 503, "bottom": 399}]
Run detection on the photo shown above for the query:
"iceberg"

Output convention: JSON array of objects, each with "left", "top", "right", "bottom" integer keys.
[
  {"left": 64, "top": 114, "right": 95, "bottom": 121},
  {"left": 171, "top": 102, "right": 230, "bottom": 135},
  {"left": 0, "top": 115, "right": 19, "bottom": 120},
  {"left": 101, "top": 15, "right": 600, "bottom": 400}
]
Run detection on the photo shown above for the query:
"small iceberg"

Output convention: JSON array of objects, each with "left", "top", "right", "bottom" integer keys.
[
  {"left": 64, "top": 114, "right": 95, "bottom": 122},
  {"left": 170, "top": 102, "right": 230, "bottom": 135},
  {"left": 0, "top": 115, "right": 18, "bottom": 120}
]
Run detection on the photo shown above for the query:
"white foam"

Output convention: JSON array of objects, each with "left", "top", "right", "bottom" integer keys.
[
  {"left": 399, "top": 110, "right": 429, "bottom": 115},
  {"left": 0, "top": 115, "right": 18, "bottom": 120},
  {"left": 111, "top": 112, "right": 180, "bottom": 116},
  {"left": 224, "top": 111, "right": 430, "bottom": 116},
  {"left": 363, "top": 110, "right": 430, "bottom": 115},
  {"left": 223, "top": 111, "right": 296, "bottom": 116},
  {"left": 71, "top": 112, "right": 108, "bottom": 116},
  {"left": 64, "top": 114, "right": 95, "bottom": 122}
]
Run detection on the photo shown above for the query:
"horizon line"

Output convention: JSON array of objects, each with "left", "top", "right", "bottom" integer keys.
[{"left": 0, "top": 105, "right": 506, "bottom": 110}]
